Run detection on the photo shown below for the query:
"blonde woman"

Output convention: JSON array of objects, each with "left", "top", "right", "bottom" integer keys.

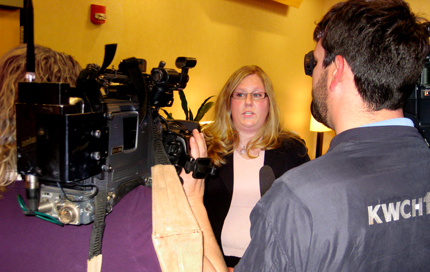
[{"left": 203, "top": 65, "right": 310, "bottom": 268}]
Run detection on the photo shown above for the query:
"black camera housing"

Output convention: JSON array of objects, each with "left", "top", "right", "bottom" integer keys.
[{"left": 15, "top": 44, "right": 207, "bottom": 225}]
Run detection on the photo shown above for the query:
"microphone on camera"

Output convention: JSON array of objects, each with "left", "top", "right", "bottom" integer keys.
[
  {"left": 25, "top": 175, "right": 39, "bottom": 213},
  {"left": 259, "top": 165, "right": 276, "bottom": 197}
]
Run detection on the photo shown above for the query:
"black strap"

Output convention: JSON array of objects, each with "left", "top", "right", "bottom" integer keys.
[
  {"left": 98, "top": 44, "right": 117, "bottom": 75},
  {"left": 88, "top": 179, "right": 107, "bottom": 260},
  {"left": 152, "top": 116, "right": 172, "bottom": 166},
  {"left": 119, "top": 57, "right": 148, "bottom": 123}
]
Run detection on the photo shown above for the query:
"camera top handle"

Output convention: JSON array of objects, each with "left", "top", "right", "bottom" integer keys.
[{"left": 75, "top": 44, "right": 118, "bottom": 113}]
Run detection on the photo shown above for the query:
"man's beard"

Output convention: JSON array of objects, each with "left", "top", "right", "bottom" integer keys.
[{"left": 311, "top": 69, "right": 331, "bottom": 129}]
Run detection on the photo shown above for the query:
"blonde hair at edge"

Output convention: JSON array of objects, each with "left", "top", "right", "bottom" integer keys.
[
  {"left": 204, "top": 65, "right": 302, "bottom": 167},
  {"left": 0, "top": 44, "right": 81, "bottom": 187}
]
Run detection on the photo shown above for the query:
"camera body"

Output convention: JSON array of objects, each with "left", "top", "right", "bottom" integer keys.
[
  {"left": 404, "top": 53, "right": 430, "bottom": 144},
  {"left": 16, "top": 49, "right": 200, "bottom": 225}
]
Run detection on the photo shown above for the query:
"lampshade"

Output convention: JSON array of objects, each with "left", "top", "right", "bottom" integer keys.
[
  {"left": 199, "top": 121, "right": 213, "bottom": 125},
  {"left": 271, "top": 0, "right": 303, "bottom": 8},
  {"left": 310, "top": 115, "right": 331, "bottom": 132}
]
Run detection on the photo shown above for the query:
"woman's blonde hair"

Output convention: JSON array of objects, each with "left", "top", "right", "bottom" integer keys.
[
  {"left": 0, "top": 44, "right": 81, "bottom": 186},
  {"left": 204, "top": 65, "right": 300, "bottom": 166}
]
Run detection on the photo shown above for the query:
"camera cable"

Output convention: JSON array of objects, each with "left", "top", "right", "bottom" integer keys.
[{"left": 17, "top": 195, "right": 63, "bottom": 226}]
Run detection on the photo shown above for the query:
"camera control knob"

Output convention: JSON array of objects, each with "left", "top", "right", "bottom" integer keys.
[
  {"left": 58, "top": 206, "right": 77, "bottom": 224},
  {"left": 91, "top": 130, "right": 102, "bottom": 138},
  {"left": 91, "top": 152, "right": 101, "bottom": 161},
  {"left": 102, "top": 164, "right": 112, "bottom": 172}
]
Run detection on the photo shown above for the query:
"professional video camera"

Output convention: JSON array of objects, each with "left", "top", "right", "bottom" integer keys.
[
  {"left": 404, "top": 52, "right": 430, "bottom": 145},
  {"left": 16, "top": 44, "right": 214, "bottom": 226}
]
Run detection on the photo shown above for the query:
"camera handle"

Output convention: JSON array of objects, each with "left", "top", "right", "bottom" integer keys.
[{"left": 119, "top": 57, "right": 149, "bottom": 123}]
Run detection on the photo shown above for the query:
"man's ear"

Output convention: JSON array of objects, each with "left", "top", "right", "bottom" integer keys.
[{"left": 330, "top": 55, "right": 345, "bottom": 90}]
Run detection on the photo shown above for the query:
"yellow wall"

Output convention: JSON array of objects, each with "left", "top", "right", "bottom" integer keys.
[
  {"left": 4, "top": 0, "right": 430, "bottom": 159},
  {"left": 30, "top": 0, "right": 324, "bottom": 158},
  {"left": 0, "top": 7, "right": 20, "bottom": 58}
]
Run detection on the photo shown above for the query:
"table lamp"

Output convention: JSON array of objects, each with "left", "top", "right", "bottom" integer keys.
[{"left": 310, "top": 115, "right": 332, "bottom": 158}]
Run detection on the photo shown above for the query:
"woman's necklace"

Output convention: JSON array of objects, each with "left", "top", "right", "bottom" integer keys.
[{"left": 239, "top": 143, "right": 246, "bottom": 155}]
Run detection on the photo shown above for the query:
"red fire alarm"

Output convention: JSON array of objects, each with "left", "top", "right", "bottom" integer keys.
[{"left": 91, "top": 4, "right": 106, "bottom": 24}]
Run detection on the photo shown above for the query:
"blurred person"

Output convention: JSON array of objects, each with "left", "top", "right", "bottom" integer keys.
[
  {"left": 0, "top": 44, "right": 161, "bottom": 271},
  {"left": 183, "top": 0, "right": 430, "bottom": 271},
  {"left": 202, "top": 65, "right": 309, "bottom": 268}
]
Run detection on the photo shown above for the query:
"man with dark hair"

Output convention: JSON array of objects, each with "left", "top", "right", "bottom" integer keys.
[
  {"left": 183, "top": 0, "right": 430, "bottom": 271},
  {"left": 236, "top": 0, "right": 430, "bottom": 270}
]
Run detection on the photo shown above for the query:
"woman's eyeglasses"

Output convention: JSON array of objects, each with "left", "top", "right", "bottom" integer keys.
[{"left": 231, "top": 92, "right": 267, "bottom": 100}]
